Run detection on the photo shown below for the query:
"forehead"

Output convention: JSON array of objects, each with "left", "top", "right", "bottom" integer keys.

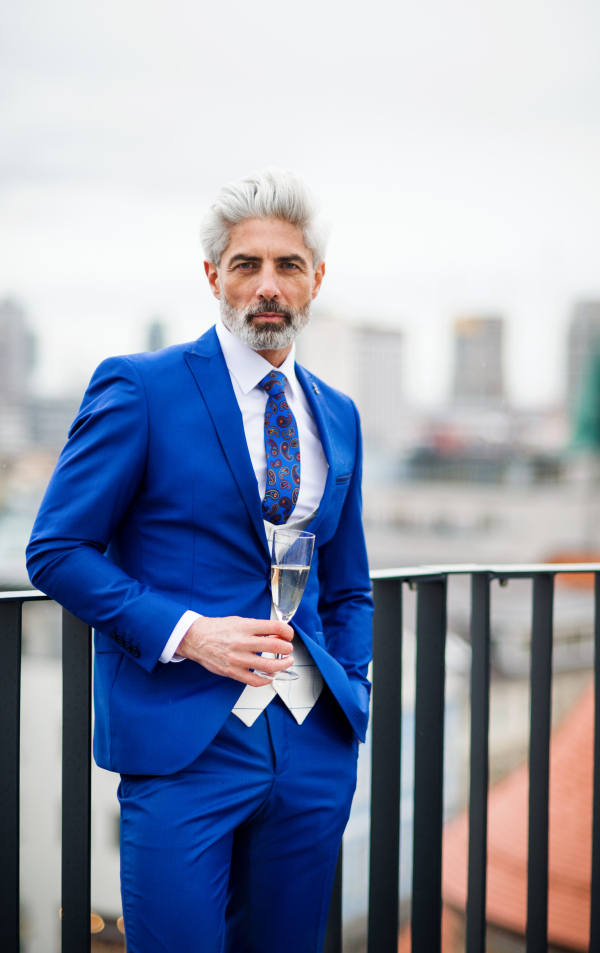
[{"left": 223, "top": 218, "right": 310, "bottom": 261}]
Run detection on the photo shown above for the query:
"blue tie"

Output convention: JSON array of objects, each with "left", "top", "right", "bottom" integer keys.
[{"left": 259, "top": 370, "right": 301, "bottom": 524}]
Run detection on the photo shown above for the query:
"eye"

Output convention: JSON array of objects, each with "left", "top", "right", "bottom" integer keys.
[
  {"left": 281, "top": 262, "right": 299, "bottom": 270},
  {"left": 237, "top": 262, "right": 255, "bottom": 270}
]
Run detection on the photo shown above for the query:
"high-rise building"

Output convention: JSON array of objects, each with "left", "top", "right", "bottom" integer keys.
[
  {"left": 566, "top": 301, "right": 600, "bottom": 412},
  {"left": 0, "top": 298, "right": 35, "bottom": 406},
  {"left": 452, "top": 315, "right": 505, "bottom": 404},
  {"left": 147, "top": 319, "right": 167, "bottom": 352},
  {"left": 0, "top": 298, "right": 35, "bottom": 452},
  {"left": 296, "top": 314, "right": 404, "bottom": 451},
  {"left": 356, "top": 327, "right": 404, "bottom": 450}
]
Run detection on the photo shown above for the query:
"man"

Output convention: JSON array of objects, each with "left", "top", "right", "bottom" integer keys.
[{"left": 27, "top": 168, "right": 373, "bottom": 953}]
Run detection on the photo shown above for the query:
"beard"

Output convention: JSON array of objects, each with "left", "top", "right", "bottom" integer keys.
[{"left": 219, "top": 295, "right": 312, "bottom": 350}]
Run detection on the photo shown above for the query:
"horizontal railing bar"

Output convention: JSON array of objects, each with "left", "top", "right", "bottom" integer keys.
[
  {"left": 371, "top": 563, "right": 600, "bottom": 580},
  {"left": 4, "top": 562, "right": 600, "bottom": 605},
  {"left": 0, "top": 590, "right": 50, "bottom": 602},
  {"left": 371, "top": 565, "right": 486, "bottom": 579}
]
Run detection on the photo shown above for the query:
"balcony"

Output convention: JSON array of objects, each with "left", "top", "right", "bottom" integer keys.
[{"left": 1, "top": 563, "right": 599, "bottom": 953}]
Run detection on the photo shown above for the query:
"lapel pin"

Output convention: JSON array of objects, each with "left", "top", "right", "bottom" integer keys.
[{"left": 312, "top": 382, "right": 320, "bottom": 395}]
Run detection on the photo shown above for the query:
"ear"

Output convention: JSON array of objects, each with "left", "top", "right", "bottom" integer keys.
[
  {"left": 311, "top": 261, "right": 326, "bottom": 300},
  {"left": 204, "top": 261, "right": 221, "bottom": 299}
]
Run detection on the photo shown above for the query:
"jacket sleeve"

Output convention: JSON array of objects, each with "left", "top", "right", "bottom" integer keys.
[
  {"left": 26, "top": 356, "right": 188, "bottom": 674},
  {"left": 316, "top": 402, "right": 373, "bottom": 710}
]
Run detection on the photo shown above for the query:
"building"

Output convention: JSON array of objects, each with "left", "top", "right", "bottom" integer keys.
[
  {"left": 355, "top": 327, "right": 404, "bottom": 450},
  {"left": 566, "top": 300, "right": 600, "bottom": 414},
  {"left": 147, "top": 319, "right": 167, "bottom": 352},
  {"left": 0, "top": 298, "right": 35, "bottom": 452},
  {"left": 296, "top": 313, "right": 404, "bottom": 452},
  {"left": 451, "top": 315, "right": 505, "bottom": 405}
]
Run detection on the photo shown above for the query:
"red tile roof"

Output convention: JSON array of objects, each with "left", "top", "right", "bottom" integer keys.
[{"left": 443, "top": 681, "right": 594, "bottom": 951}]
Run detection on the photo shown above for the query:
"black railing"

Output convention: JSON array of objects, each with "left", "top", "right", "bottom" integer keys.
[{"left": 2, "top": 563, "right": 600, "bottom": 953}]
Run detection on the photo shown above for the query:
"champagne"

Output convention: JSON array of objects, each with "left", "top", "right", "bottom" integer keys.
[{"left": 270, "top": 565, "right": 310, "bottom": 622}]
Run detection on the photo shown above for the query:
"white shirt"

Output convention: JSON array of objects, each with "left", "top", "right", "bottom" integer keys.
[{"left": 159, "top": 321, "right": 328, "bottom": 664}]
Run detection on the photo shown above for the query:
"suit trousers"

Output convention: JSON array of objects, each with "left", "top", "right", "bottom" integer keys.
[{"left": 117, "top": 689, "right": 359, "bottom": 953}]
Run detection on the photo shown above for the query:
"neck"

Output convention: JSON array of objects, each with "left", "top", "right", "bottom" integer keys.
[{"left": 255, "top": 344, "right": 293, "bottom": 367}]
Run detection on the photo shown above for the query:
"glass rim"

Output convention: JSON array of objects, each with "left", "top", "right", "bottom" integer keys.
[{"left": 271, "top": 528, "right": 315, "bottom": 541}]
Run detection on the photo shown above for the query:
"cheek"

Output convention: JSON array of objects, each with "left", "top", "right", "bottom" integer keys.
[
  {"left": 221, "top": 278, "right": 254, "bottom": 307},
  {"left": 286, "top": 277, "right": 314, "bottom": 306}
]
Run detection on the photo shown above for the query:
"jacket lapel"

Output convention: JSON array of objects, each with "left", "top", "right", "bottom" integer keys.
[
  {"left": 184, "top": 328, "right": 270, "bottom": 557},
  {"left": 294, "top": 363, "right": 335, "bottom": 537}
]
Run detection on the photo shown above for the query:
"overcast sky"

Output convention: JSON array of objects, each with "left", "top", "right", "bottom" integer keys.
[{"left": 1, "top": 0, "right": 600, "bottom": 405}]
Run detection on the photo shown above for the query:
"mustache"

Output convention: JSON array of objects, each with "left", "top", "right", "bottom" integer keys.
[{"left": 244, "top": 301, "right": 292, "bottom": 323}]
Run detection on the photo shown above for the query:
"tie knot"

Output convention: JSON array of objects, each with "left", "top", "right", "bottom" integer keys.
[{"left": 259, "top": 370, "right": 287, "bottom": 393}]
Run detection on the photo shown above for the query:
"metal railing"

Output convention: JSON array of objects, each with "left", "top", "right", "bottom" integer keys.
[{"left": 2, "top": 563, "right": 600, "bottom": 953}]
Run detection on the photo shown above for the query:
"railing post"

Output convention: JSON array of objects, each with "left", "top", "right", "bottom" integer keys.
[
  {"left": 61, "top": 610, "right": 92, "bottom": 953},
  {"left": 0, "top": 600, "right": 22, "bottom": 953},
  {"left": 411, "top": 577, "right": 447, "bottom": 953},
  {"left": 465, "top": 572, "right": 491, "bottom": 953},
  {"left": 526, "top": 573, "right": 554, "bottom": 953},
  {"left": 367, "top": 578, "right": 403, "bottom": 953},
  {"left": 591, "top": 572, "right": 600, "bottom": 950},
  {"left": 323, "top": 843, "right": 343, "bottom": 953}
]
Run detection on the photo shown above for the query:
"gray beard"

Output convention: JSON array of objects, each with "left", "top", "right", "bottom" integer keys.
[{"left": 219, "top": 296, "right": 312, "bottom": 350}]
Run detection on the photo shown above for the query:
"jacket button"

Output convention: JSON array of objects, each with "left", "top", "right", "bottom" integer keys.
[
  {"left": 131, "top": 646, "right": 140, "bottom": 659},
  {"left": 123, "top": 641, "right": 132, "bottom": 652},
  {"left": 109, "top": 631, "right": 117, "bottom": 641},
  {"left": 115, "top": 635, "right": 124, "bottom": 647}
]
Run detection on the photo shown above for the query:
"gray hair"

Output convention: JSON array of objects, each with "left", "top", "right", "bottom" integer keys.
[{"left": 200, "top": 168, "right": 328, "bottom": 269}]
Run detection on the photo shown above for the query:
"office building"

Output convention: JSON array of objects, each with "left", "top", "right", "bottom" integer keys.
[
  {"left": 0, "top": 298, "right": 35, "bottom": 452},
  {"left": 355, "top": 326, "right": 404, "bottom": 450},
  {"left": 296, "top": 313, "right": 404, "bottom": 451},
  {"left": 566, "top": 300, "right": 600, "bottom": 412},
  {"left": 452, "top": 315, "right": 505, "bottom": 404}
]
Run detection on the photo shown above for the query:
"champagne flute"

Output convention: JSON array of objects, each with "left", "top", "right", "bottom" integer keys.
[{"left": 255, "top": 528, "right": 315, "bottom": 683}]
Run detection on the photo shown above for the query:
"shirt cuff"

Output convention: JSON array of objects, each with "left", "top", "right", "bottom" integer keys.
[{"left": 159, "top": 610, "right": 202, "bottom": 664}]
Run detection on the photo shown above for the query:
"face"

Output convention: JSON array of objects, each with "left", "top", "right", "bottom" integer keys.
[{"left": 204, "top": 218, "right": 325, "bottom": 354}]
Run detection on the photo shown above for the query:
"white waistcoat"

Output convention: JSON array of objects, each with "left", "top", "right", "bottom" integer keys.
[{"left": 232, "top": 514, "right": 324, "bottom": 727}]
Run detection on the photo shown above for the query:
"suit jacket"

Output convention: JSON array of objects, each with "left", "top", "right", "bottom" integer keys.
[{"left": 26, "top": 326, "right": 374, "bottom": 775}]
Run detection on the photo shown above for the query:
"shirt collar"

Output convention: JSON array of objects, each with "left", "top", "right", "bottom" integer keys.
[{"left": 215, "top": 320, "right": 300, "bottom": 398}]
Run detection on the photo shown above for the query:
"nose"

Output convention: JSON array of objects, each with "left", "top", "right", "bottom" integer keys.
[{"left": 255, "top": 262, "right": 281, "bottom": 302}]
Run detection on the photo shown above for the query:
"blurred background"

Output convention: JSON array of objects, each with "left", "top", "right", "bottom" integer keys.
[{"left": 2, "top": 0, "right": 600, "bottom": 950}]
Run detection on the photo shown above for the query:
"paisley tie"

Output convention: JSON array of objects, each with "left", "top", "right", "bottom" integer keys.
[{"left": 259, "top": 370, "right": 300, "bottom": 524}]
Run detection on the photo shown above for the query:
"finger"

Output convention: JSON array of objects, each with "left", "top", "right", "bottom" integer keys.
[
  {"left": 249, "top": 637, "right": 294, "bottom": 655},
  {"left": 244, "top": 672, "right": 275, "bottom": 687},
  {"left": 248, "top": 655, "right": 294, "bottom": 676},
  {"left": 245, "top": 620, "right": 294, "bottom": 640}
]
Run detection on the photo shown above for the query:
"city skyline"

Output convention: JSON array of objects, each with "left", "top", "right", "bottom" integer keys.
[
  {"left": 1, "top": 1, "right": 600, "bottom": 407},
  {"left": 6, "top": 293, "right": 600, "bottom": 418}
]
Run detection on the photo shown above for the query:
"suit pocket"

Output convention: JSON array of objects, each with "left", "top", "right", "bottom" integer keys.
[{"left": 335, "top": 473, "right": 352, "bottom": 485}]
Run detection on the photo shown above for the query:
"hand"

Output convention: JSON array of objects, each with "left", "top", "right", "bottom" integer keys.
[{"left": 176, "top": 616, "right": 295, "bottom": 686}]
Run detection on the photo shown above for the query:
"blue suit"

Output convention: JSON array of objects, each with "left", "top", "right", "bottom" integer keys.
[{"left": 27, "top": 325, "right": 373, "bottom": 951}]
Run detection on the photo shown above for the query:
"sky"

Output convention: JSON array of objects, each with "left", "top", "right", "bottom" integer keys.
[{"left": 1, "top": 0, "right": 600, "bottom": 406}]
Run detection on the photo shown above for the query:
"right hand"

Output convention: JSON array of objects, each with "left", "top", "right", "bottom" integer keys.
[{"left": 175, "top": 616, "right": 295, "bottom": 686}]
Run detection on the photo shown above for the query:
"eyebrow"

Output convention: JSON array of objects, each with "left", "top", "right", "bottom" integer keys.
[
  {"left": 227, "top": 253, "right": 308, "bottom": 267},
  {"left": 228, "top": 254, "right": 262, "bottom": 265}
]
